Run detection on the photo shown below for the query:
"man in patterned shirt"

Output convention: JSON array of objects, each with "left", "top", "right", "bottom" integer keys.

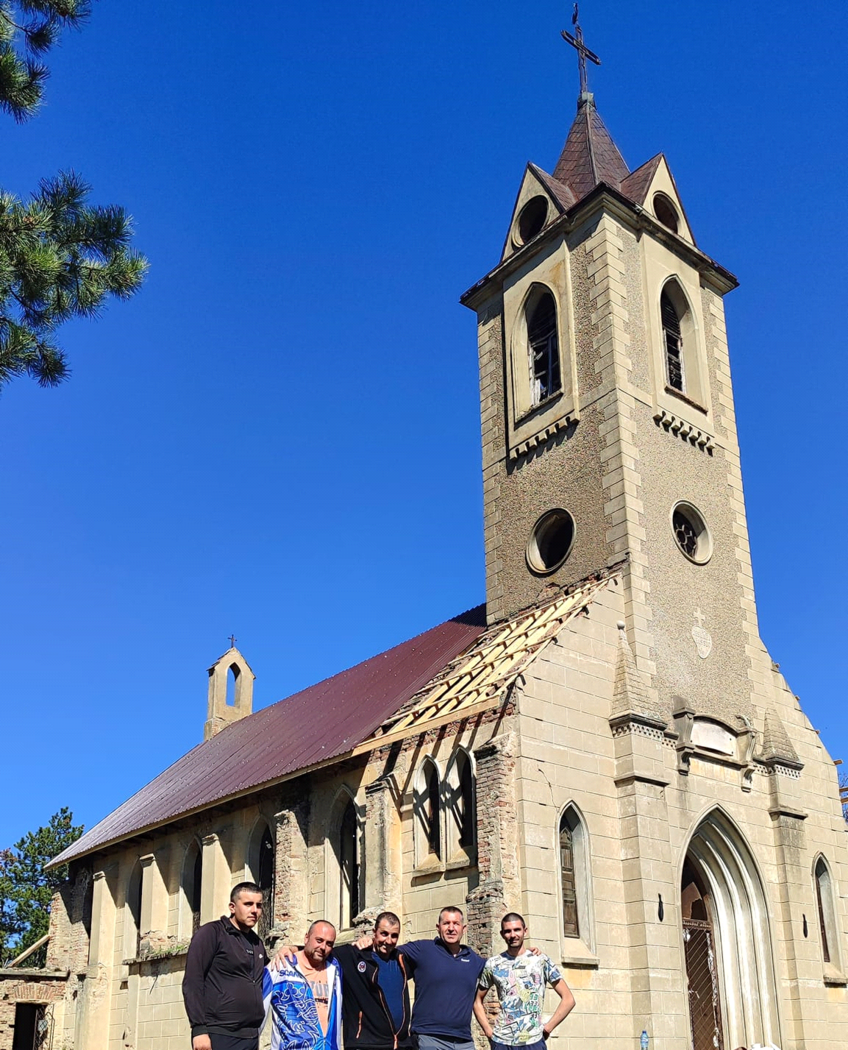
[
  {"left": 473, "top": 914, "right": 574, "bottom": 1050},
  {"left": 262, "top": 920, "right": 343, "bottom": 1050}
]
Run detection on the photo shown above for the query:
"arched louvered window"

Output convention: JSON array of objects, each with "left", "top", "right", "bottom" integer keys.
[
  {"left": 661, "top": 289, "right": 684, "bottom": 392},
  {"left": 528, "top": 291, "right": 561, "bottom": 405}
]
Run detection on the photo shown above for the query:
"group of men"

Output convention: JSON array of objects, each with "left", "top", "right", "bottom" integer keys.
[{"left": 183, "top": 883, "right": 575, "bottom": 1050}]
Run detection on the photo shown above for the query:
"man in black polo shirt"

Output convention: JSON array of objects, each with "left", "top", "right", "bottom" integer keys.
[
  {"left": 183, "top": 881, "right": 269, "bottom": 1050},
  {"left": 333, "top": 911, "right": 413, "bottom": 1050}
]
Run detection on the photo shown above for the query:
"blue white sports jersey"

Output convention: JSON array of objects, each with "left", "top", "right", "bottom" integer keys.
[{"left": 261, "top": 958, "right": 342, "bottom": 1050}]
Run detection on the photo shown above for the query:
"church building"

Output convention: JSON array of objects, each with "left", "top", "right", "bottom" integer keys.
[{"left": 2, "top": 20, "right": 846, "bottom": 1050}]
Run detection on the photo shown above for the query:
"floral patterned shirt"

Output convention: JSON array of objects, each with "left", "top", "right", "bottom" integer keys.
[{"left": 478, "top": 951, "right": 563, "bottom": 1045}]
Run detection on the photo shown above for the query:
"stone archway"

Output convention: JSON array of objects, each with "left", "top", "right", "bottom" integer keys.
[
  {"left": 682, "top": 858, "right": 724, "bottom": 1050},
  {"left": 683, "top": 811, "right": 781, "bottom": 1050}
]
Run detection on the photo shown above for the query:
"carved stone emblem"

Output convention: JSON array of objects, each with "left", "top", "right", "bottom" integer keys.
[{"left": 692, "top": 608, "right": 712, "bottom": 659}]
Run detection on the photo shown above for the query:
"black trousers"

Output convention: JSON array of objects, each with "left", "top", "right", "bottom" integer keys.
[{"left": 205, "top": 1035, "right": 259, "bottom": 1050}]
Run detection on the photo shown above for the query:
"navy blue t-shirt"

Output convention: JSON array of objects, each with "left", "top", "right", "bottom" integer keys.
[
  {"left": 373, "top": 952, "right": 404, "bottom": 1029},
  {"left": 400, "top": 939, "right": 485, "bottom": 1040}
]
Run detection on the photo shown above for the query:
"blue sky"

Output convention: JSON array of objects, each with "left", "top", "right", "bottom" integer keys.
[{"left": 2, "top": 1, "right": 846, "bottom": 848}]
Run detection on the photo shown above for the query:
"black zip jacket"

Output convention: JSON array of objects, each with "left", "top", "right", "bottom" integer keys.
[
  {"left": 333, "top": 943, "right": 413, "bottom": 1050},
  {"left": 182, "top": 916, "right": 268, "bottom": 1038}
]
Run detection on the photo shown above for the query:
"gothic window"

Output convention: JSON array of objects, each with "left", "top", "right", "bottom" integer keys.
[
  {"left": 558, "top": 805, "right": 592, "bottom": 946},
  {"left": 180, "top": 839, "right": 203, "bottom": 938},
  {"left": 814, "top": 856, "right": 841, "bottom": 971},
  {"left": 226, "top": 664, "right": 240, "bottom": 706},
  {"left": 527, "top": 291, "right": 561, "bottom": 405},
  {"left": 446, "top": 749, "right": 476, "bottom": 858},
  {"left": 414, "top": 758, "right": 443, "bottom": 866},
  {"left": 661, "top": 288, "right": 684, "bottom": 392},
  {"left": 559, "top": 817, "right": 579, "bottom": 938},
  {"left": 338, "top": 798, "right": 359, "bottom": 929},
  {"left": 125, "top": 861, "right": 143, "bottom": 957},
  {"left": 248, "top": 821, "right": 275, "bottom": 941}
]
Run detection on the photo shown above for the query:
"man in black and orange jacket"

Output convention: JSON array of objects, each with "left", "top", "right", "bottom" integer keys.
[{"left": 333, "top": 911, "right": 414, "bottom": 1050}]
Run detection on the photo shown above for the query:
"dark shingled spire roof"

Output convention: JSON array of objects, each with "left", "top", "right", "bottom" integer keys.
[{"left": 553, "top": 97, "right": 630, "bottom": 201}]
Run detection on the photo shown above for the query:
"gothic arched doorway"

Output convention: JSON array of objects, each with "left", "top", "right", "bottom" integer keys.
[
  {"left": 682, "top": 811, "right": 782, "bottom": 1050},
  {"left": 682, "top": 859, "right": 723, "bottom": 1050}
]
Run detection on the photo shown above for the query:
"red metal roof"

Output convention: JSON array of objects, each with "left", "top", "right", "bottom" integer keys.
[
  {"left": 53, "top": 606, "right": 487, "bottom": 866},
  {"left": 619, "top": 154, "right": 662, "bottom": 207},
  {"left": 552, "top": 98, "right": 630, "bottom": 201}
]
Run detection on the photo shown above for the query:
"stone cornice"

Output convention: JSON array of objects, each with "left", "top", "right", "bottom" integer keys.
[{"left": 461, "top": 183, "right": 738, "bottom": 311}]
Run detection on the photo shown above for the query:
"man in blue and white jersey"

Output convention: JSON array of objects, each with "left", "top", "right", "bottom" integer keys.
[{"left": 262, "top": 920, "right": 343, "bottom": 1050}]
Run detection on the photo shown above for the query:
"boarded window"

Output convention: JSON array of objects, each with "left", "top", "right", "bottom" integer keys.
[
  {"left": 528, "top": 292, "right": 561, "bottom": 404},
  {"left": 560, "top": 818, "right": 579, "bottom": 938}
]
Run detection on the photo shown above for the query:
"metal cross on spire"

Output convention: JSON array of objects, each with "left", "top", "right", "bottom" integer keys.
[
  {"left": 228, "top": 634, "right": 237, "bottom": 649},
  {"left": 561, "top": 3, "right": 601, "bottom": 100}
]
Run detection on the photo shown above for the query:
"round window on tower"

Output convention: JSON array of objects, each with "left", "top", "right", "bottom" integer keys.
[
  {"left": 653, "top": 193, "right": 680, "bottom": 234},
  {"left": 513, "top": 196, "right": 549, "bottom": 247},
  {"left": 526, "top": 509, "right": 576, "bottom": 575},
  {"left": 671, "top": 501, "right": 712, "bottom": 564}
]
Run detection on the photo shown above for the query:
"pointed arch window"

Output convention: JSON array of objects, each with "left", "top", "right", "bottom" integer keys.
[
  {"left": 248, "top": 821, "right": 275, "bottom": 941},
  {"left": 527, "top": 291, "right": 561, "bottom": 405},
  {"left": 661, "top": 289, "right": 684, "bottom": 392},
  {"left": 559, "top": 817, "right": 579, "bottom": 938},
  {"left": 414, "top": 758, "right": 443, "bottom": 867},
  {"left": 338, "top": 798, "right": 359, "bottom": 929},
  {"left": 125, "top": 861, "right": 143, "bottom": 958},
  {"left": 557, "top": 805, "right": 593, "bottom": 950},
  {"left": 446, "top": 749, "right": 476, "bottom": 859},
  {"left": 814, "top": 856, "right": 842, "bottom": 975},
  {"left": 180, "top": 840, "right": 203, "bottom": 938}
]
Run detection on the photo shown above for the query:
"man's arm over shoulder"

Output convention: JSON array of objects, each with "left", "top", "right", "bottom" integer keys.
[
  {"left": 396, "top": 939, "right": 425, "bottom": 966},
  {"left": 182, "top": 922, "right": 219, "bottom": 1033}
]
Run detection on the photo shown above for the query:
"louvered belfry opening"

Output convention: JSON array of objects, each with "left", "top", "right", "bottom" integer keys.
[
  {"left": 528, "top": 292, "right": 561, "bottom": 404},
  {"left": 559, "top": 817, "right": 579, "bottom": 938},
  {"left": 682, "top": 859, "right": 725, "bottom": 1050},
  {"left": 661, "top": 289, "right": 684, "bottom": 391}
]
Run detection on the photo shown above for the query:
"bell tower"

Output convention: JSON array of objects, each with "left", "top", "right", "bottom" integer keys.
[{"left": 461, "top": 15, "right": 765, "bottom": 729}]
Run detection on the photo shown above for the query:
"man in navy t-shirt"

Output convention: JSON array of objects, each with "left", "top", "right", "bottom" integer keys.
[{"left": 398, "top": 906, "right": 485, "bottom": 1050}]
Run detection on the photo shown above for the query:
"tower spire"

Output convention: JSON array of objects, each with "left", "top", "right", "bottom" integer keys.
[{"left": 561, "top": 3, "right": 601, "bottom": 106}]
